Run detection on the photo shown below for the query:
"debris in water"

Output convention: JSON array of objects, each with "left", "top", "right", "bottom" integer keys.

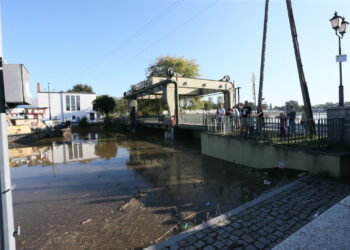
[
  {"left": 298, "top": 172, "right": 307, "bottom": 178},
  {"left": 278, "top": 162, "right": 285, "bottom": 168},
  {"left": 263, "top": 180, "right": 271, "bottom": 185},
  {"left": 81, "top": 218, "right": 92, "bottom": 225},
  {"left": 205, "top": 202, "right": 211, "bottom": 207},
  {"left": 313, "top": 212, "right": 319, "bottom": 218},
  {"left": 182, "top": 222, "right": 188, "bottom": 229},
  {"left": 118, "top": 198, "right": 143, "bottom": 211}
]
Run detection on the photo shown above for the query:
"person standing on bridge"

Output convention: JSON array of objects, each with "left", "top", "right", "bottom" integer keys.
[
  {"left": 276, "top": 112, "right": 288, "bottom": 141},
  {"left": 240, "top": 101, "right": 252, "bottom": 135},
  {"left": 230, "top": 106, "right": 240, "bottom": 132},
  {"left": 287, "top": 106, "right": 296, "bottom": 135},
  {"left": 217, "top": 104, "right": 225, "bottom": 132}
]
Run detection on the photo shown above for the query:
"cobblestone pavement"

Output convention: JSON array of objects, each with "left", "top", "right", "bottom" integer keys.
[{"left": 150, "top": 176, "right": 350, "bottom": 250}]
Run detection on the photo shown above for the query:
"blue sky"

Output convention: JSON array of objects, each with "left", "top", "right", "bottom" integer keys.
[{"left": 2, "top": 0, "right": 350, "bottom": 106}]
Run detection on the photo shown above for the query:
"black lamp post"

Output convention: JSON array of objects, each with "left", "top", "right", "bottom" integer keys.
[{"left": 330, "top": 11, "right": 349, "bottom": 107}]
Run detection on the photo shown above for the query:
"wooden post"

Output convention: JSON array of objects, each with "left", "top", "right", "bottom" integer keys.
[
  {"left": 286, "top": 0, "right": 315, "bottom": 135},
  {"left": 257, "top": 0, "right": 269, "bottom": 110}
]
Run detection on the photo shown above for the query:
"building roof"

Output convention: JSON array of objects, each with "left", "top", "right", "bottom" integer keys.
[{"left": 38, "top": 91, "right": 96, "bottom": 95}]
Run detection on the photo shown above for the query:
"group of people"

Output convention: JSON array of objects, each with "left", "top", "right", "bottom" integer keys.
[
  {"left": 216, "top": 101, "right": 254, "bottom": 135},
  {"left": 216, "top": 102, "right": 299, "bottom": 140}
]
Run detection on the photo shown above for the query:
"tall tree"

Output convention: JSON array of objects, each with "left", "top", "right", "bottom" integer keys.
[
  {"left": 257, "top": 0, "right": 269, "bottom": 110},
  {"left": 285, "top": 100, "right": 301, "bottom": 112},
  {"left": 114, "top": 98, "right": 128, "bottom": 115},
  {"left": 147, "top": 56, "right": 200, "bottom": 78},
  {"left": 68, "top": 84, "right": 94, "bottom": 93},
  {"left": 93, "top": 95, "right": 116, "bottom": 116}
]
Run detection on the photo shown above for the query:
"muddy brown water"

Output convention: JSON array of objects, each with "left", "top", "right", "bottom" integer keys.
[{"left": 9, "top": 132, "right": 301, "bottom": 249}]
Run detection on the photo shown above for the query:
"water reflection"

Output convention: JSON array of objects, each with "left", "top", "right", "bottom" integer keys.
[{"left": 9, "top": 133, "right": 118, "bottom": 167}]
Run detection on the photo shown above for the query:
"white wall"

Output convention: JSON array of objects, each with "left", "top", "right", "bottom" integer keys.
[{"left": 37, "top": 92, "right": 96, "bottom": 122}]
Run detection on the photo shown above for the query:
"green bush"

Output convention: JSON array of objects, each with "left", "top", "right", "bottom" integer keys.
[{"left": 79, "top": 117, "right": 88, "bottom": 127}]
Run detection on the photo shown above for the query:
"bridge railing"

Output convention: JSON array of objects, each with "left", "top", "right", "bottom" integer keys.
[
  {"left": 137, "top": 115, "right": 171, "bottom": 125},
  {"left": 204, "top": 115, "right": 344, "bottom": 148},
  {"left": 178, "top": 113, "right": 215, "bottom": 126}
]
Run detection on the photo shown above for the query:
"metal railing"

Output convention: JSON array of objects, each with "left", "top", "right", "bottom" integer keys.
[
  {"left": 137, "top": 115, "right": 170, "bottom": 125},
  {"left": 205, "top": 115, "right": 344, "bottom": 149}
]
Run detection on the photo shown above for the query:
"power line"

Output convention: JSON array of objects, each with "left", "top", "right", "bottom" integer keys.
[
  {"left": 64, "top": 0, "right": 185, "bottom": 82},
  {"left": 92, "top": 0, "right": 220, "bottom": 84}
]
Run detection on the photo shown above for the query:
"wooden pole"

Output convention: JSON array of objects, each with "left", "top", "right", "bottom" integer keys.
[
  {"left": 286, "top": 0, "right": 315, "bottom": 135},
  {"left": 257, "top": 0, "right": 269, "bottom": 109}
]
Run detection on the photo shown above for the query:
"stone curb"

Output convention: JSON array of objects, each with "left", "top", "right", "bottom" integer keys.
[{"left": 145, "top": 176, "right": 308, "bottom": 250}]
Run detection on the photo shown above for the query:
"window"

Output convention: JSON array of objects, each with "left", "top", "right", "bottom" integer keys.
[
  {"left": 71, "top": 95, "right": 76, "bottom": 111},
  {"left": 66, "top": 95, "right": 70, "bottom": 111},
  {"left": 76, "top": 96, "right": 81, "bottom": 111},
  {"left": 72, "top": 116, "right": 76, "bottom": 120}
]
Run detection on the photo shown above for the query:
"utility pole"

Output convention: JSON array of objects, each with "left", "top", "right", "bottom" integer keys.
[
  {"left": 257, "top": 0, "right": 269, "bottom": 110},
  {"left": 252, "top": 73, "right": 257, "bottom": 109},
  {"left": 236, "top": 87, "right": 241, "bottom": 106},
  {"left": 48, "top": 82, "right": 52, "bottom": 120},
  {"left": 286, "top": 0, "right": 315, "bottom": 135},
  {"left": 0, "top": 6, "right": 17, "bottom": 250}
]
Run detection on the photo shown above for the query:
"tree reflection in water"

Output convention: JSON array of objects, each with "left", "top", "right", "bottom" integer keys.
[{"left": 94, "top": 141, "right": 118, "bottom": 159}]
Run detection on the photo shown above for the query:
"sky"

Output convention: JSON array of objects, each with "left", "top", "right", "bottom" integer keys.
[{"left": 2, "top": 0, "right": 350, "bottom": 106}]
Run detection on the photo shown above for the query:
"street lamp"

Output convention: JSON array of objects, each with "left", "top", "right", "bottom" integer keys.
[{"left": 330, "top": 11, "right": 349, "bottom": 107}]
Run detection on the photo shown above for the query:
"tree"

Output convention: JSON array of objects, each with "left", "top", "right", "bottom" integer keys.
[
  {"left": 203, "top": 99, "right": 215, "bottom": 111},
  {"left": 68, "top": 84, "right": 94, "bottom": 93},
  {"left": 138, "top": 99, "right": 167, "bottom": 116},
  {"left": 285, "top": 100, "right": 301, "bottom": 112},
  {"left": 93, "top": 95, "right": 116, "bottom": 116},
  {"left": 147, "top": 56, "right": 200, "bottom": 78},
  {"left": 188, "top": 97, "right": 204, "bottom": 110},
  {"left": 95, "top": 142, "right": 117, "bottom": 159},
  {"left": 114, "top": 98, "right": 128, "bottom": 115}
]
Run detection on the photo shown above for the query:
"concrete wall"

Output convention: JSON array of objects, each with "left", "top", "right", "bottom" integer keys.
[
  {"left": 201, "top": 133, "right": 350, "bottom": 179},
  {"left": 327, "top": 107, "right": 350, "bottom": 146}
]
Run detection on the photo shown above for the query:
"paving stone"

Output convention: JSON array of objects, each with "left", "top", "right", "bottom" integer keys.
[
  {"left": 257, "top": 229, "right": 268, "bottom": 236},
  {"left": 232, "top": 230, "right": 244, "bottom": 237},
  {"left": 241, "top": 234, "right": 254, "bottom": 243},
  {"left": 272, "top": 230, "right": 285, "bottom": 239},
  {"left": 213, "top": 241, "right": 225, "bottom": 249},
  {"left": 254, "top": 240, "right": 266, "bottom": 249},
  {"left": 203, "top": 246, "right": 215, "bottom": 250},
  {"left": 177, "top": 240, "right": 188, "bottom": 247},
  {"left": 216, "top": 235, "right": 224, "bottom": 241},
  {"left": 185, "top": 236, "right": 198, "bottom": 244},
  {"left": 245, "top": 244, "right": 258, "bottom": 250},
  {"left": 149, "top": 177, "right": 350, "bottom": 250},
  {"left": 257, "top": 237, "right": 271, "bottom": 246},
  {"left": 266, "top": 233, "right": 278, "bottom": 242},
  {"left": 184, "top": 246, "right": 196, "bottom": 250},
  {"left": 231, "top": 222, "right": 241, "bottom": 229},
  {"left": 194, "top": 240, "right": 206, "bottom": 248},
  {"left": 262, "top": 225, "right": 274, "bottom": 233},
  {"left": 203, "top": 237, "right": 215, "bottom": 244}
]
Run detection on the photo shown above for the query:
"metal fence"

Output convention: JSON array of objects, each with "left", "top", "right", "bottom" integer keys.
[
  {"left": 122, "top": 113, "right": 343, "bottom": 149},
  {"left": 205, "top": 115, "right": 344, "bottom": 149}
]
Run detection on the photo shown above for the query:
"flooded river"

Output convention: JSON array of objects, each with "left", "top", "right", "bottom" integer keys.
[{"left": 10, "top": 132, "right": 300, "bottom": 249}]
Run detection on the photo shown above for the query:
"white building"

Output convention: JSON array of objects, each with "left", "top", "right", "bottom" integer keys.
[{"left": 37, "top": 84, "right": 97, "bottom": 122}]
